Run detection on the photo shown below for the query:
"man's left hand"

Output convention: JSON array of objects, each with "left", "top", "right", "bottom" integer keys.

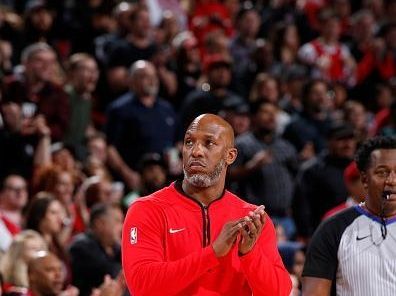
[{"left": 238, "top": 205, "right": 266, "bottom": 256}]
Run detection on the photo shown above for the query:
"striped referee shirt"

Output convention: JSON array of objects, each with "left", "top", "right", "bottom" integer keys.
[{"left": 303, "top": 205, "right": 396, "bottom": 295}]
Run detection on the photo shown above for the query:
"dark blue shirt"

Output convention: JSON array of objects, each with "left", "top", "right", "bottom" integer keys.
[{"left": 106, "top": 93, "right": 177, "bottom": 169}]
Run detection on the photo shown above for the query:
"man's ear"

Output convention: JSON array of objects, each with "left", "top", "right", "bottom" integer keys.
[
  {"left": 226, "top": 147, "right": 238, "bottom": 165},
  {"left": 360, "top": 172, "right": 368, "bottom": 189}
]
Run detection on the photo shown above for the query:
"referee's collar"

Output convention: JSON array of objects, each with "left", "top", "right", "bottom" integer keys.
[{"left": 354, "top": 205, "right": 396, "bottom": 225}]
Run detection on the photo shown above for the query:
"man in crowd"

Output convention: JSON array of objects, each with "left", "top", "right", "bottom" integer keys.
[
  {"left": 293, "top": 123, "right": 357, "bottom": 238},
  {"left": 105, "top": 60, "right": 177, "bottom": 190},
  {"left": 230, "top": 101, "right": 298, "bottom": 239},
  {"left": 122, "top": 113, "right": 291, "bottom": 295},
  {"left": 303, "top": 136, "right": 396, "bottom": 295},
  {"left": 69, "top": 203, "right": 123, "bottom": 296}
]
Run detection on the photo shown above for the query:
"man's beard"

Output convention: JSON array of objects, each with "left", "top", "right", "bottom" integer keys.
[{"left": 184, "top": 159, "right": 225, "bottom": 188}]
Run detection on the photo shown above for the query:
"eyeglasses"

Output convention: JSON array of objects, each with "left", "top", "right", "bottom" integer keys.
[{"left": 4, "top": 185, "right": 27, "bottom": 193}]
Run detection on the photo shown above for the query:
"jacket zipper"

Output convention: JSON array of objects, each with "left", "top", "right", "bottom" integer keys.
[{"left": 202, "top": 205, "right": 211, "bottom": 247}]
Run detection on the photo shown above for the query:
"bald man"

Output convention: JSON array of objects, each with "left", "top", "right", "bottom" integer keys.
[
  {"left": 28, "top": 252, "right": 78, "bottom": 296},
  {"left": 122, "top": 114, "right": 292, "bottom": 296}
]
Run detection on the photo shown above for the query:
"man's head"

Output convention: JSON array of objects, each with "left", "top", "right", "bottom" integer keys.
[
  {"left": 326, "top": 123, "right": 357, "bottom": 159},
  {"left": 183, "top": 114, "right": 237, "bottom": 188},
  {"left": 355, "top": 137, "right": 396, "bottom": 216},
  {"left": 139, "top": 153, "right": 167, "bottom": 194},
  {"left": 129, "top": 60, "right": 159, "bottom": 98},
  {"left": 203, "top": 54, "right": 232, "bottom": 91},
  {"left": 0, "top": 174, "right": 28, "bottom": 211},
  {"left": 302, "top": 79, "right": 330, "bottom": 115},
  {"left": 250, "top": 101, "right": 278, "bottom": 135},
  {"left": 236, "top": 7, "right": 261, "bottom": 39},
  {"left": 67, "top": 53, "right": 99, "bottom": 95},
  {"left": 21, "top": 42, "right": 57, "bottom": 83},
  {"left": 89, "top": 203, "right": 124, "bottom": 246},
  {"left": 129, "top": 5, "right": 151, "bottom": 38},
  {"left": 0, "top": 101, "right": 23, "bottom": 132},
  {"left": 28, "top": 252, "right": 64, "bottom": 296},
  {"left": 319, "top": 9, "right": 341, "bottom": 41}
]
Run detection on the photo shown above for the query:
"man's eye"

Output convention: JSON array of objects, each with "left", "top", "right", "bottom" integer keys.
[
  {"left": 376, "top": 170, "right": 389, "bottom": 178},
  {"left": 185, "top": 140, "right": 192, "bottom": 146}
]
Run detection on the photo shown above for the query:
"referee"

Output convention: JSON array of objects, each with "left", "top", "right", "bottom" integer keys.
[{"left": 302, "top": 136, "right": 396, "bottom": 295}]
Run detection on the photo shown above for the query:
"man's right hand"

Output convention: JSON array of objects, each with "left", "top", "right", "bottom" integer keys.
[{"left": 212, "top": 218, "right": 246, "bottom": 257}]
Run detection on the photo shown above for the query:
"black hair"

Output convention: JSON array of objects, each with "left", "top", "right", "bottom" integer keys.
[
  {"left": 301, "top": 79, "right": 328, "bottom": 106},
  {"left": 89, "top": 203, "right": 120, "bottom": 229},
  {"left": 355, "top": 136, "right": 396, "bottom": 172},
  {"left": 249, "top": 100, "right": 277, "bottom": 116},
  {"left": 25, "top": 192, "right": 57, "bottom": 231}
]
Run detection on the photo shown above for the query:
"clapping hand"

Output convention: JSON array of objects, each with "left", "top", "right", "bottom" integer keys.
[{"left": 238, "top": 205, "right": 266, "bottom": 256}]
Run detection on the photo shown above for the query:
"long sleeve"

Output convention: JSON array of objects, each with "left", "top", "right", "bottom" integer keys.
[
  {"left": 240, "top": 218, "right": 292, "bottom": 296},
  {"left": 122, "top": 200, "right": 220, "bottom": 296}
]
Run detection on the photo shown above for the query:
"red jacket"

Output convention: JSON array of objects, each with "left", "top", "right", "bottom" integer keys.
[{"left": 122, "top": 182, "right": 291, "bottom": 296}]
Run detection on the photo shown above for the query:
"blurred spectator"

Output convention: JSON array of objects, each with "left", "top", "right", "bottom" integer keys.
[
  {"left": 48, "top": 143, "right": 84, "bottom": 186},
  {"left": 0, "top": 230, "right": 47, "bottom": 294},
  {"left": 180, "top": 53, "right": 244, "bottom": 133},
  {"left": 298, "top": 9, "right": 356, "bottom": 86},
  {"left": 84, "top": 133, "right": 137, "bottom": 191},
  {"left": 322, "top": 161, "right": 366, "bottom": 220},
  {"left": 32, "top": 166, "right": 79, "bottom": 241},
  {"left": 22, "top": 1, "right": 56, "bottom": 50},
  {"left": 283, "top": 79, "right": 332, "bottom": 158},
  {"left": 203, "top": 30, "right": 230, "bottom": 57},
  {"left": 230, "top": 101, "right": 298, "bottom": 238},
  {"left": 0, "top": 175, "right": 27, "bottom": 237},
  {"left": 172, "top": 31, "right": 201, "bottom": 109},
  {"left": 243, "top": 38, "right": 277, "bottom": 91},
  {"left": 293, "top": 123, "right": 357, "bottom": 239},
  {"left": 105, "top": 60, "right": 177, "bottom": 181},
  {"left": 24, "top": 193, "right": 70, "bottom": 280},
  {"left": 28, "top": 252, "right": 78, "bottom": 296},
  {"left": 63, "top": 53, "right": 99, "bottom": 160},
  {"left": 94, "top": 2, "right": 135, "bottom": 66},
  {"left": 2, "top": 42, "right": 70, "bottom": 141},
  {"left": 219, "top": 100, "right": 250, "bottom": 137},
  {"left": 272, "top": 22, "right": 300, "bottom": 66},
  {"left": 83, "top": 177, "right": 113, "bottom": 210},
  {"left": 249, "top": 73, "right": 291, "bottom": 135},
  {"left": 0, "top": 6, "right": 23, "bottom": 65},
  {"left": 122, "top": 152, "right": 169, "bottom": 208},
  {"left": 107, "top": 4, "right": 156, "bottom": 71},
  {"left": 0, "top": 100, "right": 51, "bottom": 180},
  {"left": 138, "top": 153, "right": 168, "bottom": 196},
  {"left": 230, "top": 5, "right": 261, "bottom": 96},
  {"left": 344, "top": 100, "right": 373, "bottom": 144},
  {"left": 146, "top": 0, "right": 187, "bottom": 29},
  {"left": 189, "top": 0, "right": 234, "bottom": 49},
  {"left": 69, "top": 203, "right": 123, "bottom": 296},
  {"left": 154, "top": 11, "right": 182, "bottom": 47},
  {"left": 0, "top": 40, "right": 13, "bottom": 78},
  {"left": 332, "top": 0, "right": 352, "bottom": 40},
  {"left": 150, "top": 42, "right": 178, "bottom": 100}
]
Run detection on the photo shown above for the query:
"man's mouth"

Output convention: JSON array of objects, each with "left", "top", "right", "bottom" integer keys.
[
  {"left": 188, "top": 160, "right": 206, "bottom": 168},
  {"left": 383, "top": 190, "right": 396, "bottom": 200}
]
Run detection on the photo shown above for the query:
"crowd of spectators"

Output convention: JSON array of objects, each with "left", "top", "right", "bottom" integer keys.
[{"left": 0, "top": 0, "right": 395, "bottom": 295}]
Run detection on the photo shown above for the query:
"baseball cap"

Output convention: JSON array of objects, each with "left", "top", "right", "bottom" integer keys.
[
  {"left": 327, "top": 123, "right": 355, "bottom": 140},
  {"left": 202, "top": 54, "right": 232, "bottom": 73}
]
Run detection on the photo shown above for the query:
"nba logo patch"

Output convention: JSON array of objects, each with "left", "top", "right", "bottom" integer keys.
[{"left": 130, "top": 227, "right": 138, "bottom": 244}]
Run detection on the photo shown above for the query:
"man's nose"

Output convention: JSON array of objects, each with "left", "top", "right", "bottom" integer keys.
[
  {"left": 191, "top": 143, "right": 204, "bottom": 157},
  {"left": 385, "top": 171, "right": 396, "bottom": 185}
]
